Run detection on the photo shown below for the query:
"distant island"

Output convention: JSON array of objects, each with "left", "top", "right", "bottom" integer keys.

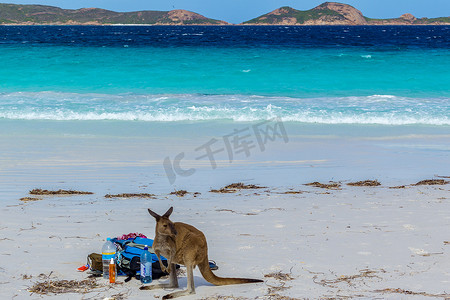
[
  {"left": 0, "top": 3, "right": 230, "bottom": 25},
  {"left": 243, "top": 2, "right": 450, "bottom": 25},
  {"left": 0, "top": 2, "right": 448, "bottom": 25}
]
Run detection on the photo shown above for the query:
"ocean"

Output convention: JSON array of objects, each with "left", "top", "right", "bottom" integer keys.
[
  {"left": 0, "top": 25, "right": 449, "bottom": 194},
  {"left": 0, "top": 25, "right": 449, "bottom": 124}
]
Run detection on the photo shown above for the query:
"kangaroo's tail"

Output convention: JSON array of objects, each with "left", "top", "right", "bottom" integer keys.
[{"left": 198, "top": 259, "right": 263, "bottom": 286}]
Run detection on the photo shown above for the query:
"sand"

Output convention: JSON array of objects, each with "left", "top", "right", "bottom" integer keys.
[
  {"left": 0, "top": 183, "right": 449, "bottom": 299},
  {"left": 0, "top": 120, "right": 449, "bottom": 299}
]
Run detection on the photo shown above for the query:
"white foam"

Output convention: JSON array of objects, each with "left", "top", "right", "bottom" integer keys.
[{"left": 0, "top": 91, "right": 448, "bottom": 125}]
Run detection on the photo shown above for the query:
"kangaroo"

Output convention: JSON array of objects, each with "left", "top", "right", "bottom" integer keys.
[{"left": 140, "top": 207, "right": 263, "bottom": 299}]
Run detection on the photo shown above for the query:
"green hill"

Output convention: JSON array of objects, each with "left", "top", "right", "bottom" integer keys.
[
  {"left": 0, "top": 3, "right": 228, "bottom": 25},
  {"left": 242, "top": 2, "right": 450, "bottom": 25},
  {"left": 243, "top": 3, "right": 368, "bottom": 25}
]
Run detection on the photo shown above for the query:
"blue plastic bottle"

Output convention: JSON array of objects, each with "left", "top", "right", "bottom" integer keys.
[{"left": 140, "top": 245, "right": 152, "bottom": 284}]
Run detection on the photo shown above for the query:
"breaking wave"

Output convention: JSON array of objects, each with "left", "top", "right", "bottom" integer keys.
[{"left": 0, "top": 92, "right": 448, "bottom": 125}]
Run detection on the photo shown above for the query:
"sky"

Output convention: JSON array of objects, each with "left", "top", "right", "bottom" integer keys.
[{"left": 4, "top": 0, "right": 450, "bottom": 24}]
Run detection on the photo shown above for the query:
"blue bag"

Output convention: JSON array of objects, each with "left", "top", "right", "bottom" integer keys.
[{"left": 112, "top": 237, "right": 172, "bottom": 282}]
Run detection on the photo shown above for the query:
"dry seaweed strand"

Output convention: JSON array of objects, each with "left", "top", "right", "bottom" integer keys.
[
  {"left": 109, "top": 291, "right": 129, "bottom": 300},
  {"left": 201, "top": 295, "right": 298, "bottom": 300},
  {"left": 264, "top": 271, "right": 295, "bottom": 281},
  {"left": 263, "top": 270, "right": 299, "bottom": 300},
  {"left": 347, "top": 180, "right": 381, "bottom": 187},
  {"left": 19, "top": 197, "right": 41, "bottom": 202},
  {"left": 209, "top": 188, "right": 237, "bottom": 193},
  {"left": 29, "top": 278, "right": 99, "bottom": 295},
  {"left": 313, "top": 269, "right": 382, "bottom": 288},
  {"left": 389, "top": 185, "right": 406, "bottom": 189},
  {"left": 224, "top": 183, "right": 265, "bottom": 189},
  {"left": 200, "top": 296, "right": 251, "bottom": 300},
  {"left": 170, "top": 190, "right": 188, "bottom": 197},
  {"left": 374, "top": 288, "right": 450, "bottom": 298},
  {"left": 304, "top": 182, "right": 341, "bottom": 189},
  {"left": 210, "top": 182, "right": 265, "bottom": 193},
  {"left": 319, "top": 296, "right": 353, "bottom": 300},
  {"left": 30, "top": 189, "right": 93, "bottom": 195},
  {"left": 413, "top": 179, "right": 448, "bottom": 186},
  {"left": 282, "top": 190, "right": 304, "bottom": 194},
  {"left": 266, "top": 288, "right": 299, "bottom": 300},
  {"left": 104, "top": 193, "right": 155, "bottom": 198},
  {"left": 269, "top": 295, "right": 300, "bottom": 300}
]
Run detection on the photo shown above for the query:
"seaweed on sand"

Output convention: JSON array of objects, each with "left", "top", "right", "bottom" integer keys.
[
  {"left": 413, "top": 179, "right": 448, "bottom": 186},
  {"left": 264, "top": 271, "right": 295, "bottom": 281},
  {"left": 304, "top": 182, "right": 341, "bottom": 189},
  {"left": 169, "top": 190, "right": 188, "bottom": 197},
  {"left": 313, "top": 269, "right": 382, "bottom": 288},
  {"left": 209, "top": 188, "right": 236, "bottom": 194},
  {"left": 282, "top": 190, "right": 304, "bottom": 194},
  {"left": 264, "top": 271, "right": 297, "bottom": 300},
  {"left": 389, "top": 185, "right": 406, "bottom": 189},
  {"left": 20, "top": 197, "right": 41, "bottom": 202},
  {"left": 210, "top": 182, "right": 266, "bottom": 193},
  {"left": 104, "top": 193, "right": 155, "bottom": 198},
  {"left": 30, "top": 189, "right": 93, "bottom": 195},
  {"left": 224, "top": 183, "right": 265, "bottom": 189},
  {"left": 374, "top": 288, "right": 450, "bottom": 298},
  {"left": 29, "top": 278, "right": 99, "bottom": 295},
  {"left": 200, "top": 296, "right": 251, "bottom": 300},
  {"left": 347, "top": 180, "right": 381, "bottom": 187}
]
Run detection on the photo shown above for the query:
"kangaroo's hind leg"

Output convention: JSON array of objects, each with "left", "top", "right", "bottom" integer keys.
[{"left": 162, "top": 264, "right": 195, "bottom": 299}]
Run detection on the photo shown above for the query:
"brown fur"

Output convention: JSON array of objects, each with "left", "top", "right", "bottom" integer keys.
[{"left": 140, "top": 207, "right": 263, "bottom": 299}]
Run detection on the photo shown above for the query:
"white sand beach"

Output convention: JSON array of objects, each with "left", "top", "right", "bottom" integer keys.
[
  {"left": 0, "top": 120, "right": 449, "bottom": 299},
  {"left": 0, "top": 182, "right": 449, "bottom": 299}
]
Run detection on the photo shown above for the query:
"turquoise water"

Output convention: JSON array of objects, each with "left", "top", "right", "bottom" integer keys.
[
  {"left": 0, "top": 46, "right": 449, "bottom": 97},
  {"left": 0, "top": 46, "right": 449, "bottom": 124},
  {"left": 1, "top": 26, "right": 449, "bottom": 125}
]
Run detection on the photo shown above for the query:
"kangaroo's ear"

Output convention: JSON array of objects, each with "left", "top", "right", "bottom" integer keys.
[
  {"left": 163, "top": 206, "right": 173, "bottom": 218},
  {"left": 148, "top": 209, "right": 161, "bottom": 221}
]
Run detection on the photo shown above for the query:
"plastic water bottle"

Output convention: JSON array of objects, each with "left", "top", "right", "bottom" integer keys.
[
  {"left": 102, "top": 238, "right": 116, "bottom": 279},
  {"left": 140, "top": 245, "right": 152, "bottom": 284}
]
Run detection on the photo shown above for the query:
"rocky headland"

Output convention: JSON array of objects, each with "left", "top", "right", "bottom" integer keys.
[
  {"left": 0, "top": 2, "right": 448, "bottom": 25},
  {"left": 0, "top": 4, "right": 229, "bottom": 25},
  {"left": 243, "top": 2, "right": 450, "bottom": 25}
]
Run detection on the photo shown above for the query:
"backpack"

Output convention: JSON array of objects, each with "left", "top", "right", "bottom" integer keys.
[
  {"left": 112, "top": 236, "right": 177, "bottom": 282},
  {"left": 86, "top": 253, "right": 103, "bottom": 275}
]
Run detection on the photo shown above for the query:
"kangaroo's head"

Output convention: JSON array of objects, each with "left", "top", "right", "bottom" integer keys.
[{"left": 148, "top": 207, "right": 177, "bottom": 236}]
